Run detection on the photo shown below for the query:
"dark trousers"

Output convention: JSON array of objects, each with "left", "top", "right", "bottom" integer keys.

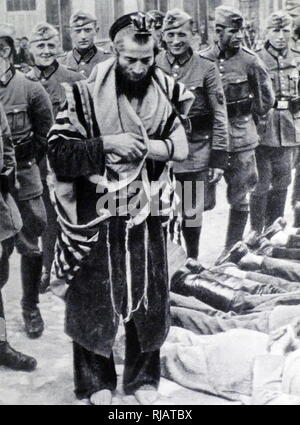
[
  {"left": 41, "top": 181, "right": 58, "bottom": 274},
  {"left": 73, "top": 319, "right": 160, "bottom": 400}
]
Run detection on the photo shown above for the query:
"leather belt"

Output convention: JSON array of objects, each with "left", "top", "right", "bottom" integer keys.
[{"left": 274, "top": 97, "right": 300, "bottom": 113}]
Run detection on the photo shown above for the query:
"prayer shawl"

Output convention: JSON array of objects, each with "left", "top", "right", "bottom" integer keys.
[{"left": 48, "top": 57, "right": 194, "bottom": 319}]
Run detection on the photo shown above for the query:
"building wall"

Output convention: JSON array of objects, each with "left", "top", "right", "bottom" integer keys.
[{"left": 2, "top": 0, "right": 46, "bottom": 38}]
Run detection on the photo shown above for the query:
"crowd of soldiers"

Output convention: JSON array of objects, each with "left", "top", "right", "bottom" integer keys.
[{"left": 0, "top": 1, "right": 299, "bottom": 406}]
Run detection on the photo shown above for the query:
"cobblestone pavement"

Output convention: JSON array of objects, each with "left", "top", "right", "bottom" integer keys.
[{"left": 0, "top": 180, "right": 294, "bottom": 405}]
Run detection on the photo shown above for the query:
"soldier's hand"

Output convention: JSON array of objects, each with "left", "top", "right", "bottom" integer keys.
[
  {"left": 103, "top": 133, "right": 147, "bottom": 161},
  {"left": 209, "top": 168, "right": 224, "bottom": 184}
]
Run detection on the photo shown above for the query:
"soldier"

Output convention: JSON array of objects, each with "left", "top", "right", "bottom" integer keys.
[
  {"left": 200, "top": 6, "right": 275, "bottom": 261},
  {"left": 156, "top": 9, "right": 229, "bottom": 260},
  {"left": 58, "top": 10, "right": 111, "bottom": 78},
  {"left": 28, "top": 23, "right": 84, "bottom": 293},
  {"left": 0, "top": 23, "right": 53, "bottom": 339},
  {"left": 250, "top": 11, "right": 300, "bottom": 233},
  {"left": 0, "top": 101, "right": 37, "bottom": 371}
]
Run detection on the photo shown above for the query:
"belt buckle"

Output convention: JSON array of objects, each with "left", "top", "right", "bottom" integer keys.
[{"left": 277, "top": 100, "right": 289, "bottom": 110}]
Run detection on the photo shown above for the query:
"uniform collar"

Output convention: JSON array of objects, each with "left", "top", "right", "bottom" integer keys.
[
  {"left": 73, "top": 45, "right": 97, "bottom": 64},
  {"left": 267, "top": 43, "right": 289, "bottom": 59},
  {"left": 0, "top": 65, "right": 15, "bottom": 86},
  {"left": 166, "top": 47, "right": 193, "bottom": 66},
  {"left": 215, "top": 42, "right": 239, "bottom": 59},
  {"left": 34, "top": 60, "right": 59, "bottom": 80}
]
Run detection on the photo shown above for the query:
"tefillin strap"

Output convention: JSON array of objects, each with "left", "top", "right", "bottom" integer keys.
[{"left": 130, "top": 12, "right": 154, "bottom": 36}]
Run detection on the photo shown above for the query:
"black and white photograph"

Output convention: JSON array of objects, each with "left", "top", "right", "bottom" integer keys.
[{"left": 0, "top": 0, "right": 300, "bottom": 409}]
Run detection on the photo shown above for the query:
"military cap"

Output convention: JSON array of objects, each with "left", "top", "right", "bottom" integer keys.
[
  {"left": 285, "top": 0, "right": 300, "bottom": 18},
  {"left": 266, "top": 10, "right": 292, "bottom": 30},
  {"left": 109, "top": 11, "right": 153, "bottom": 41},
  {"left": 162, "top": 8, "right": 192, "bottom": 32},
  {"left": 0, "top": 23, "right": 15, "bottom": 40},
  {"left": 215, "top": 5, "right": 244, "bottom": 29},
  {"left": 30, "top": 23, "right": 59, "bottom": 44},
  {"left": 69, "top": 10, "right": 97, "bottom": 28},
  {"left": 147, "top": 10, "right": 165, "bottom": 29}
]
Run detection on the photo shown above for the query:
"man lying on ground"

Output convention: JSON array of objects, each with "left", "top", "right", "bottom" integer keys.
[{"left": 161, "top": 321, "right": 300, "bottom": 405}]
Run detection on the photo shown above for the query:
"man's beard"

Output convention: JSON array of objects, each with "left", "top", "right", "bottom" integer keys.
[
  {"left": 0, "top": 58, "right": 10, "bottom": 79},
  {"left": 115, "top": 62, "right": 155, "bottom": 100}
]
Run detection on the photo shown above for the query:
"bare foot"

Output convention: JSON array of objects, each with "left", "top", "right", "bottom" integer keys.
[
  {"left": 134, "top": 385, "right": 158, "bottom": 405},
  {"left": 90, "top": 389, "right": 112, "bottom": 405}
]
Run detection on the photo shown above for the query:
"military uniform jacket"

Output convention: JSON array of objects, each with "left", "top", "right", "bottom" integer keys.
[
  {"left": 27, "top": 61, "right": 85, "bottom": 118},
  {"left": 256, "top": 44, "right": 300, "bottom": 147},
  {"left": 58, "top": 45, "right": 111, "bottom": 78},
  {"left": 156, "top": 48, "right": 229, "bottom": 173},
  {"left": 0, "top": 67, "right": 53, "bottom": 201},
  {"left": 201, "top": 44, "right": 275, "bottom": 153},
  {"left": 0, "top": 102, "right": 22, "bottom": 242},
  {"left": 26, "top": 61, "right": 85, "bottom": 180}
]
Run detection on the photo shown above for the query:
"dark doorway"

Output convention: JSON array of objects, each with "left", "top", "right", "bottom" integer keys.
[{"left": 46, "top": 0, "right": 72, "bottom": 51}]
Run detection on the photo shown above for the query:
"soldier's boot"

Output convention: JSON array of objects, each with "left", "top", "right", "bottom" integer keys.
[
  {"left": 294, "top": 201, "right": 300, "bottom": 228},
  {"left": 182, "top": 225, "right": 202, "bottom": 260},
  {"left": 215, "top": 210, "right": 248, "bottom": 265},
  {"left": 21, "top": 255, "right": 44, "bottom": 339},
  {"left": 0, "top": 341, "right": 37, "bottom": 371},
  {"left": 225, "top": 209, "right": 249, "bottom": 251},
  {"left": 265, "top": 189, "right": 288, "bottom": 229},
  {"left": 170, "top": 264, "right": 239, "bottom": 312},
  {"left": 249, "top": 194, "right": 268, "bottom": 235}
]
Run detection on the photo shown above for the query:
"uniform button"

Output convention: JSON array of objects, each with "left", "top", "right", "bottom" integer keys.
[
  {"left": 174, "top": 64, "right": 179, "bottom": 69},
  {"left": 244, "top": 117, "right": 249, "bottom": 122},
  {"left": 220, "top": 59, "right": 224, "bottom": 63},
  {"left": 205, "top": 135, "right": 209, "bottom": 139},
  {"left": 70, "top": 107, "right": 75, "bottom": 112},
  {"left": 28, "top": 161, "right": 32, "bottom": 167},
  {"left": 81, "top": 61, "right": 86, "bottom": 65}
]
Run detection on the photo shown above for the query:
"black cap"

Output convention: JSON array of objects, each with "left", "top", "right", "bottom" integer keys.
[{"left": 109, "top": 11, "right": 153, "bottom": 41}]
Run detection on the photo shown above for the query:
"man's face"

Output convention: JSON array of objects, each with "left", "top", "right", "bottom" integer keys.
[
  {"left": 218, "top": 27, "right": 244, "bottom": 50},
  {"left": 30, "top": 38, "right": 59, "bottom": 67},
  {"left": 267, "top": 27, "right": 291, "bottom": 50},
  {"left": 117, "top": 37, "right": 155, "bottom": 83},
  {"left": 0, "top": 37, "right": 11, "bottom": 74},
  {"left": 163, "top": 21, "right": 193, "bottom": 57},
  {"left": 71, "top": 22, "right": 98, "bottom": 51}
]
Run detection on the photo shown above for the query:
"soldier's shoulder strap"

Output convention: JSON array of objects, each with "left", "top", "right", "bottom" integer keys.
[
  {"left": 241, "top": 46, "right": 255, "bottom": 56},
  {"left": 66, "top": 66, "right": 78, "bottom": 72},
  {"left": 25, "top": 69, "right": 39, "bottom": 82},
  {"left": 198, "top": 46, "right": 215, "bottom": 61},
  {"left": 96, "top": 46, "right": 111, "bottom": 55}
]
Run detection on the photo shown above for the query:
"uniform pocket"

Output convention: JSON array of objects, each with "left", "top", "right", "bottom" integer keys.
[
  {"left": 226, "top": 77, "right": 250, "bottom": 101},
  {"left": 6, "top": 104, "right": 28, "bottom": 133}
]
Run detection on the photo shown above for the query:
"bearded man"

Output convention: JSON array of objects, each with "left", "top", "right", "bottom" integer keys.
[{"left": 47, "top": 12, "right": 193, "bottom": 405}]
